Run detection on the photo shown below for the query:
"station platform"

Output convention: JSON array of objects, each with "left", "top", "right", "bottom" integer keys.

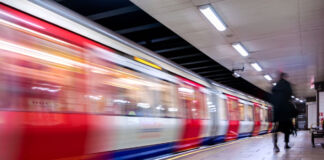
[{"left": 160, "top": 131, "right": 324, "bottom": 160}]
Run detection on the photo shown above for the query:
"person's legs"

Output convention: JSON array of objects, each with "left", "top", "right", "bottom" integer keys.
[
  {"left": 284, "top": 132, "right": 290, "bottom": 143},
  {"left": 284, "top": 130, "right": 291, "bottom": 149},
  {"left": 273, "top": 122, "right": 280, "bottom": 152}
]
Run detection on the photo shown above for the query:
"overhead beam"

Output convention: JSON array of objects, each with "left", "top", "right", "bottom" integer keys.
[
  {"left": 211, "top": 78, "right": 235, "bottom": 82},
  {"left": 197, "top": 70, "right": 227, "bottom": 75},
  {"left": 179, "top": 60, "right": 210, "bottom": 66},
  {"left": 217, "top": 77, "right": 241, "bottom": 81},
  {"left": 216, "top": 79, "right": 239, "bottom": 83},
  {"left": 169, "top": 53, "right": 201, "bottom": 60},
  {"left": 221, "top": 81, "right": 245, "bottom": 85},
  {"left": 203, "top": 74, "right": 232, "bottom": 80},
  {"left": 154, "top": 45, "right": 192, "bottom": 54},
  {"left": 190, "top": 65, "right": 221, "bottom": 71},
  {"left": 203, "top": 73, "right": 233, "bottom": 79},
  {"left": 116, "top": 23, "right": 162, "bottom": 34},
  {"left": 88, "top": 6, "right": 140, "bottom": 20},
  {"left": 137, "top": 35, "right": 179, "bottom": 45}
]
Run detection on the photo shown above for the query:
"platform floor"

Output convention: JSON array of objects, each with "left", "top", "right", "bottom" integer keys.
[{"left": 164, "top": 131, "right": 324, "bottom": 160}]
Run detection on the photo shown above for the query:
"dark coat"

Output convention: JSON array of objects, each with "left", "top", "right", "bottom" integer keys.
[{"left": 270, "top": 79, "right": 293, "bottom": 122}]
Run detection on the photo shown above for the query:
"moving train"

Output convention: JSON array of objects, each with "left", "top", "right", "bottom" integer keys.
[{"left": 0, "top": 1, "right": 272, "bottom": 160}]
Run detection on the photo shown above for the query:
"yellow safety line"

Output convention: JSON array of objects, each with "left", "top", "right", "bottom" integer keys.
[{"left": 167, "top": 134, "right": 269, "bottom": 160}]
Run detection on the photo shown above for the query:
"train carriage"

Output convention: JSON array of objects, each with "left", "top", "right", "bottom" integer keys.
[{"left": 0, "top": 1, "right": 273, "bottom": 160}]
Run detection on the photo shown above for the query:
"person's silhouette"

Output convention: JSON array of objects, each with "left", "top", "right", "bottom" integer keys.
[{"left": 271, "top": 72, "right": 294, "bottom": 152}]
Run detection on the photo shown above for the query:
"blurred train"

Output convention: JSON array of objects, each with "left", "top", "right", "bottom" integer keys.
[{"left": 0, "top": 1, "right": 272, "bottom": 160}]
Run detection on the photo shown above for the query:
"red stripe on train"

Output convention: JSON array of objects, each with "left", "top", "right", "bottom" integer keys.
[
  {"left": 225, "top": 94, "right": 240, "bottom": 141},
  {"left": 0, "top": 111, "right": 114, "bottom": 160}
]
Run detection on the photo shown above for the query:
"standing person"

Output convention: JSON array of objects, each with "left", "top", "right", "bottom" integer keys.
[{"left": 270, "top": 72, "right": 294, "bottom": 152}]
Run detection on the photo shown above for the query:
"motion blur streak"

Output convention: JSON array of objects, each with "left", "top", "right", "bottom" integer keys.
[
  {"left": 0, "top": 19, "right": 76, "bottom": 47},
  {"left": 0, "top": 10, "right": 44, "bottom": 29},
  {"left": 0, "top": 39, "right": 77, "bottom": 67},
  {"left": 0, "top": 2, "right": 273, "bottom": 160}
]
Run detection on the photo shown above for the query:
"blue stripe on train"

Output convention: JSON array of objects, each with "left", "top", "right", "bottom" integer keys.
[
  {"left": 110, "top": 142, "right": 176, "bottom": 160},
  {"left": 212, "top": 135, "right": 226, "bottom": 143},
  {"left": 259, "top": 130, "right": 268, "bottom": 135},
  {"left": 98, "top": 135, "right": 229, "bottom": 160},
  {"left": 202, "top": 137, "right": 214, "bottom": 145},
  {"left": 238, "top": 132, "right": 252, "bottom": 139}
]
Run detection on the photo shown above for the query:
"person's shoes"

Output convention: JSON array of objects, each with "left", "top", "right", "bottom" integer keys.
[
  {"left": 274, "top": 145, "right": 280, "bottom": 152},
  {"left": 285, "top": 144, "right": 291, "bottom": 149}
]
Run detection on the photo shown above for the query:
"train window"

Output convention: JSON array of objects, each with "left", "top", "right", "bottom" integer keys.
[
  {"left": 0, "top": 22, "right": 88, "bottom": 112},
  {"left": 263, "top": 109, "right": 268, "bottom": 122},
  {"left": 218, "top": 98, "right": 227, "bottom": 120},
  {"left": 228, "top": 99, "right": 239, "bottom": 121},
  {"left": 178, "top": 84, "right": 206, "bottom": 119},
  {"left": 260, "top": 109, "right": 264, "bottom": 121},
  {"left": 206, "top": 94, "right": 215, "bottom": 119},
  {"left": 160, "top": 82, "right": 182, "bottom": 118},
  {"left": 260, "top": 108, "right": 267, "bottom": 122},
  {"left": 87, "top": 53, "right": 184, "bottom": 118},
  {"left": 254, "top": 106, "right": 261, "bottom": 121},
  {"left": 246, "top": 105, "right": 254, "bottom": 121},
  {"left": 239, "top": 103, "right": 245, "bottom": 121},
  {"left": 197, "top": 91, "right": 208, "bottom": 119}
]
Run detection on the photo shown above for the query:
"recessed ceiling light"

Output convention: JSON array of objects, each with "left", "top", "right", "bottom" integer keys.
[
  {"left": 264, "top": 74, "right": 272, "bottom": 81},
  {"left": 250, "top": 62, "right": 262, "bottom": 71},
  {"left": 199, "top": 4, "right": 227, "bottom": 31},
  {"left": 232, "top": 43, "right": 249, "bottom": 57}
]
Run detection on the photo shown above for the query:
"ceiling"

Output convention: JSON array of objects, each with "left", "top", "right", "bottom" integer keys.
[
  {"left": 130, "top": 0, "right": 324, "bottom": 98},
  {"left": 54, "top": 0, "right": 323, "bottom": 100}
]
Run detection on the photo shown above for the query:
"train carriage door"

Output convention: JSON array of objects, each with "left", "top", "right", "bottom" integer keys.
[
  {"left": 177, "top": 77, "right": 204, "bottom": 151},
  {"left": 207, "top": 91, "right": 218, "bottom": 139},
  {"left": 225, "top": 94, "right": 240, "bottom": 141},
  {"left": 252, "top": 103, "right": 261, "bottom": 136}
]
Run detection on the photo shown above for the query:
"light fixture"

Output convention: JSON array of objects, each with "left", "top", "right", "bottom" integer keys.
[
  {"left": 198, "top": 4, "right": 227, "bottom": 31},
  {"left": 232, "top": 43, "right": 249, "bottom": 57},
  {"left": 295, "top": 98, "right": 299, "bottom": 101},
  {"left": 291, "top": 96, "right": 295, "bottom": 98},
  {"left": 272, "top": 83, "right": 276, "bottom": 86},
  {"left": 233, "top": 72, "right": 240, "bottom": 78},
  {"left": 250, "top": 62, "right": 262, "bottom": 71},
  {"left": 264, "top": 75, "right": 272, "bottom": 81}
]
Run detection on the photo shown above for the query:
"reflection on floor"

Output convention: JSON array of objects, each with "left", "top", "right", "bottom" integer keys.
[{"left": 164, "top": 131, "right": 324, "bottom": 160}]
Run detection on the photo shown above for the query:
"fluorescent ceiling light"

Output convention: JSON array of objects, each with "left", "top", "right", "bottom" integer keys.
[
  {"left": 232, "top": 43, "right": 249, "bottom": 57},
  {"left": 250, "top": 62, "right": 262, "bottom": 71},
  {"left": 264, "top": 75, "right": 272, "bottom": 81},
  {"left": 199, "top": 4, "right": 227, "bottom": 31}
]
